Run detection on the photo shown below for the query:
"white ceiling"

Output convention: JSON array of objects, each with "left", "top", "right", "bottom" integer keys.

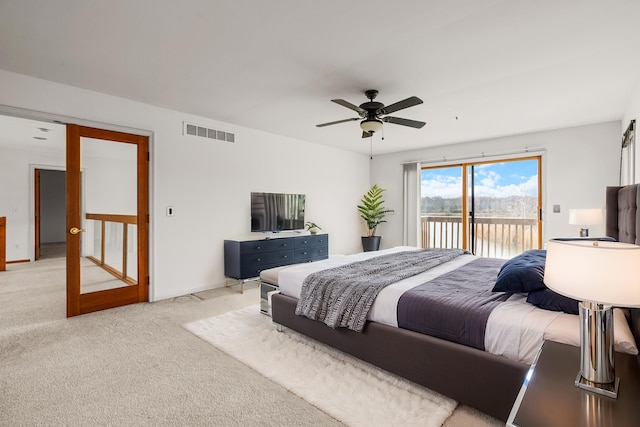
[
  {"left": 0, "top": 115, "right": 66, "bottom": 152},
  {"left": 1, "top": 0, "right": 639, "bottom": 155}
]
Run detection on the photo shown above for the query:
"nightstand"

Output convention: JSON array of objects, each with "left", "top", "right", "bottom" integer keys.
[{"left": 507, "top": 340, "right": 640, "bottom": 427}]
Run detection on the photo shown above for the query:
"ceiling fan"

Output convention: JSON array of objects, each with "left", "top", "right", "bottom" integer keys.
[{"left": 316, "top": 89, "right": 426, "bottom": 138}]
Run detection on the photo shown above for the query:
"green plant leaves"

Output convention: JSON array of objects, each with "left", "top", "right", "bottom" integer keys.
[{"left": 357, "top": 184, "right": 394, "bottom": 237}]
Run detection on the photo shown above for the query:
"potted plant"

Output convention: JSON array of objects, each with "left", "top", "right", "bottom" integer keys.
[
  {"left": 304, "top": 222, "right": 322, "bottom": 235},
  {"left": 357, "top": 184, "right": 394, "bottom": 251}
]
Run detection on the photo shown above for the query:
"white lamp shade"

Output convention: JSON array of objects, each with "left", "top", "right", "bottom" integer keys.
[
  {"left": 568, "top": 208, "right": 603, "bottom": 226},
  {"left": 360, "top": 119, "right": 383, "bottom": 133},
  {"left": 544, "top": 239, "right": 640, "bottom": 307}
]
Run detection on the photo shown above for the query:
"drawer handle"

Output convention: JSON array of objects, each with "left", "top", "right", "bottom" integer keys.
[
  {"left": 303, "top": 251, "right": 307, "bottom": 255},
  {"left": 257, "top": 258, "right": 261, "bottom": 262},
  {"left": 256, "top": 246, "right": 261, "bottom": 250},
  {"left": 283, "top": 255, "right": 288, "bottom": 258}
]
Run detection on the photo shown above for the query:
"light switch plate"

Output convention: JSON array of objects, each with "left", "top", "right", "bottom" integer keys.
[
  {"left": 166, "top": 206, "right": 175, "bottom": 217},
  {"left": 553, "top": 204, "right": 561, "bottom": 213}
]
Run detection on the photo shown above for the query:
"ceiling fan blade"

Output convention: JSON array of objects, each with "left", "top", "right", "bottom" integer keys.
[
  {"left": 316, "top": 117, "right": 359, "bottom": 127},
  {"left": 332, "top": 99, "right": 366, "bottom": 114},
  {"left": 379, "top": 96, "right": 423, "bottom": 115},
  {"left": 362, "top": 131, "right": 373, "bottom": 138},
  {"left": 383, "top": 116, "right": 426, "bottom": 128}
]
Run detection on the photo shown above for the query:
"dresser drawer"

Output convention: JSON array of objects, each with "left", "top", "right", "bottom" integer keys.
[
  {"left": 241, "top": 249, "right": 294, "bottom": 267},
  {"left": 294, "top": 246, "right": 327, "bottom": 261},
  {"left": 239, "top": 238, "right": 292, "bottom": 254},
  {"left": 294, "top": 234, "right": 328, "bottom": 248}
]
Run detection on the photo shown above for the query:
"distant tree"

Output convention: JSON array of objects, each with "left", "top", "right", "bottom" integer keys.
[{"left": 421, "top": 195, "right": 537, "bottom": 218}]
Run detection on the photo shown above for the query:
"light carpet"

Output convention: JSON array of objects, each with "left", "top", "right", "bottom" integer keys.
[{"left": 185, "top": 305, "right": 458, "bottom": 427}]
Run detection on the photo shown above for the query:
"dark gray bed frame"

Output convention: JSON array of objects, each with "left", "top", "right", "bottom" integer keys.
[{"left": 271, "top": 184, "right": 640, "bottom": 422}]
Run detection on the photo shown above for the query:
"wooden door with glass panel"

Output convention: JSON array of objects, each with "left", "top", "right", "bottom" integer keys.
[{"left": 66, "top": 125, "right": 148, "bottom": 317}]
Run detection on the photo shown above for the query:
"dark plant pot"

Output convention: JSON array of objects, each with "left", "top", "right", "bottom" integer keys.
[{"left": 361, "top": 236, "right": 381, "bottom": 252}]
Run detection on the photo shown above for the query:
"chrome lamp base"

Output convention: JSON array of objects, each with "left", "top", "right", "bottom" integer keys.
[
  {"left": 577, "top": 301, "right": 619, "bottom": 399},
  {"left": 575, "top": 372, "right": 620, "bottom": 399}
]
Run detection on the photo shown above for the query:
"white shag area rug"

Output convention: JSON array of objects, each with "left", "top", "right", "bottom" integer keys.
[{"left": 184, "top": 305, "right": 457, "bottom": 427}]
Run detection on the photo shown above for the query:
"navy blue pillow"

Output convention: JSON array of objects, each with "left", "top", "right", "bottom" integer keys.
[
  {"left": 526, "top": 288, "right": 579, "bottom": 315},
  {"left": 492, "top": 250, "right": 547, "bottom": 293}
]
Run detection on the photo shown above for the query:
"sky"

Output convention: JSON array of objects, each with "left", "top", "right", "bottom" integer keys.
[{"left": 421, "top": 159, "right": 538, "bottom": 198}]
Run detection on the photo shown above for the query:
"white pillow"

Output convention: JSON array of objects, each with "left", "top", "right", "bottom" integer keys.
[{"left": 544, "top": 308, "right": 638, "bottom": 355}]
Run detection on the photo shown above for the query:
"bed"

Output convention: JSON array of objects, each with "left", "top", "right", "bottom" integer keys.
[{"left": 267, "top": 184, "right": 640, "bottom": 422}]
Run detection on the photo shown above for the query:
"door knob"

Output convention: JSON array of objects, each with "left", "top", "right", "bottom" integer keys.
[{"left": 69, "top": 227, "right": 85, "bottom": 235}]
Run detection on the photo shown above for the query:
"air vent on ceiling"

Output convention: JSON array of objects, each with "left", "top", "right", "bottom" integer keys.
[{"left": 183, "top": 122, "right": 235, "bottom": 142}]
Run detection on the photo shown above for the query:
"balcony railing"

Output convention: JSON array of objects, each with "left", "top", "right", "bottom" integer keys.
[
  {"left": 421, "top": 215, "right": 538, "bottom": 259},
  {"left": 85, "top": 213, "right": 137, "bottom": 285}
]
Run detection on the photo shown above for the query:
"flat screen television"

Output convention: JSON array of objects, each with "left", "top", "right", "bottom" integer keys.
[{"left": 251, "top": 192, "right": 306, "bottom": 232}]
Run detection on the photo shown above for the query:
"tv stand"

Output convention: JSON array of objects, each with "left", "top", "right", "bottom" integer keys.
[{"left": 223, "top": 234, "right": 328, "bottom": 292}]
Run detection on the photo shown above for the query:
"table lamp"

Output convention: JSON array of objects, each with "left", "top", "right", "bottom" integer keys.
[
  {"left": 568, "top": 208, "right": 603, "bottom": 237},
  {"left": 544, "top": 239, "right": 640, "bottom": 398}
]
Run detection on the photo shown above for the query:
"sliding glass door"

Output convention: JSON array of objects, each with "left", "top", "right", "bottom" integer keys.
[
  {"left": 420, "top": 165, "right": 465, "bottom": 250},
  {"left": 421, "top": 157, "right": 541, "bottom": 258}
]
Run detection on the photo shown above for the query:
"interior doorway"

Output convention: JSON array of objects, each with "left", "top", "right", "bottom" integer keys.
[
  {"left": 35, "top": 169, "right": 66, "bottom": 260},
  {"left": 1, "top": 111, "right": 152, "bottom": 319}
]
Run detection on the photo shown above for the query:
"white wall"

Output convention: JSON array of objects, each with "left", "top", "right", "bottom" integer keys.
[
  {"left": 0, "top": 69, "right": 370, "bottom": 300},
  {"left": 370, "top": 121, "right": 621, "bottom": 249},
  {"left": 0, "top": 147, "right": 66, "bottom": 259},
  {"left": 83, "top": 139, "right": 138, "bottom": 215},
  {"left": 622, "top": 83, "right": 640, "bottom": 184}
]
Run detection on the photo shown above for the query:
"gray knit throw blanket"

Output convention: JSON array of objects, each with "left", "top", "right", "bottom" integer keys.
[{"left": 295, "top": 249, "right": 467, "bottom": 332}]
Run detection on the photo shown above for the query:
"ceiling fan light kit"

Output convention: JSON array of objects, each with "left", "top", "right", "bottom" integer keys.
[
  {"left": 316, "top": 89, "right": 426, "bottom": 138},
  {"left": 360, "top": 119, "right": 383, "bottom": 133}
]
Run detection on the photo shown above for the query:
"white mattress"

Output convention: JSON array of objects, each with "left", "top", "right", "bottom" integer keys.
[{"left": 272, "top": 247, "right": 639, "bottom": 364}]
